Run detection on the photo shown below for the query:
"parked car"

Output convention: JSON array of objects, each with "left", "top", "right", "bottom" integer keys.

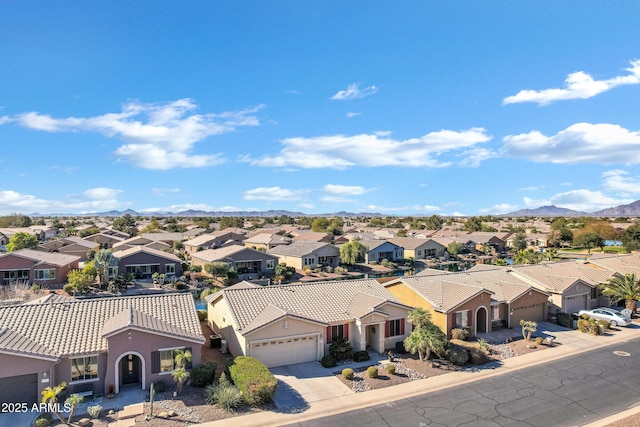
[{"left": 578, "top": 308, "right": 632, "bottom": 327}]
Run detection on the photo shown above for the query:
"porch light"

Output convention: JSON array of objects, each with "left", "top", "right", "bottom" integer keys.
[{"left": 42, "top": 371, "right": 47, "bottom": 378}]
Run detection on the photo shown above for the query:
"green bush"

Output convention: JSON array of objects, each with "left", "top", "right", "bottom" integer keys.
[
  {"left": 34, "top": 413, "right": 53, "bottom": 427},
  {"left": 63, "top": 283, "right": 75, "bottom": 294},
  {"left": 556, "top": 312, "right": 573, "bottom": 328},
  {"left": 320, "top": 354, "right": 336, "bottom": 368},
  {"left": 342, "top": 368, "right": 354, "bottom": 380},
  {"left": 367, "top": 366, "right": 378, "bottom": 378},
  {"left": 197, "top": 309, "right": 208, "bottom": 322},
  {"left": 386, "top": 364, "right": 396, "bottom": 375},
  {"left": 535, "top": 337, "right": 544, "bottom": 346},
  {"left": 205, "top": 382, "right": 243, "bottom": 412},
  {"left": 152, "top": 381, "right": 167, "bottom": 393},
  {"left": 451, "top": 328, "right": 470, "bottom": 341},
  {"left": 353, "top": 350, "right": 370, "bottom": 362},
  {"left": 329, "top": 338, "right": 354, "bottom": 361},
  {"left": 191, "top": 361, "right": 217, "bottom": 387},
  {"left": 228, "top": 356, "right": 277, "bottom": 406}
]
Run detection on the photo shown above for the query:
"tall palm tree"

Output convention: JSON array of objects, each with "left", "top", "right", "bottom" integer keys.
[
  {"left": 41, "top": 382, "right": 67, "bottom": 425},
  {"left": 94, "top": 249, "right": 120, "bottom": 285},
  {"left": 172, "top": 349, "right": 192, "bottom": 395},
  {"left": 172, "top": 367, "right": 190, "bottom": 395},
  {"left": 407, "top": 307, "right": 432, "bottom": 329},
  {"left": 404, "top": 321, "right": 446, "bottom": 361},
  {"left": 601, "top": 273, "right": 640, "bottom": 312}
]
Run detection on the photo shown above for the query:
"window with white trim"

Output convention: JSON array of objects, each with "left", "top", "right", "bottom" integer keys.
[
  {"left": 455, "top": 310, "right": 469, "bottom": 328},
  {"left": 159, "top": 349, "right": 177, "bottom": 372},
  {"left": 165, "top": 263, "right": 176, "bottom": 274},
  {"left": 266, "top": 259, "right": 275, "bottom": 269},
  {"left": 71, "top": 356, "right": 98, "bottom": 382},
  {"left": 34, "top": 269, "right": 56, "bottom": 280},
  {"left": 491, "top": 305, "right": 500, "bottom": 320}
]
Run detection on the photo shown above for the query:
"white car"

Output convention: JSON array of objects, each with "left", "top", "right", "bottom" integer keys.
[{"left": 578, "top": 308, "right": 632, "bottom": 327}]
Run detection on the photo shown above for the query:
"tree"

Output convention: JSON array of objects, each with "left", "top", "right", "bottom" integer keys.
[
  {"left": 41, "top": 381, "right": 67, "bottom": 425},
  {"left": 339, "top": 240, "right": 368, "bottom": 265},
  {"left": 0, "top": 214, "right": 32, "bottom": 228},
  {"left": 65, "top": 393, "right": 84, "bottom": 424},
  {"left": 447, "top": 241, "right": 463, "bottom": 257},
  {"left": 622, "top": 223, "right": 640, "bottom": 251},
  {"left": 513, "top": 249, "right": 543, "bottom": 265},
  {"left": 66, "top": 267, "right": 95, "bottom": 294},
  {"left": 404, "top": 308, "right": 446, "bottom": 361},
  {"left": 172, "top": 349, "right": 192, "bottom": 395},
  {"left": 601, "top": 273, "right": 640, "bottom": 312},
  {"left": 519, "top": 319, "right": 537, "bottom": 342},
  {"left": 423, "top": 215, "right": 444, "bottom": 230},
  {"left": 219, "top": 217, "right": 245, "bottom": 230},
  {"left": 112, "top": 214, "right": 137, "bottom": 235},
  {"left": 274, "top": 263, "right": 295, "bottom": 283},
  {"left": 94, "top": 249, "right": 120, "bottom": 285},
  {"left": 545, "top": 248, "right": 559, "bottom": 261},
  {"left": 463, "top": 217, "right": 482, "bottom": 232},
  {"left": 6, "top": 232, "right": 38, "bottom": 252},
  {"left": 573, "top": 233, "right": 605, "bottom": 255},
  {"left": 512, "top": 232, "right": 527, "bottom": 252},
  {"left": 205, "top": 262, "right": 230, "bottom": 281},
  {"left": 140, "top": 219, "right": 163, "bottom": 233}
]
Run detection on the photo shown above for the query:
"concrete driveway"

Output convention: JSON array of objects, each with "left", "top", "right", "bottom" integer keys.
[{"left": 270, "top": 352, "right": 387, "bottom": 413}]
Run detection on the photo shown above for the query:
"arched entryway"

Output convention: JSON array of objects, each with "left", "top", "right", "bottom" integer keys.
[
  {"left": 114, "top": 352, "right": 145, "bottom": 393},
  {"left": 475, "top": 306, "right": 488, "bottom": 334}
]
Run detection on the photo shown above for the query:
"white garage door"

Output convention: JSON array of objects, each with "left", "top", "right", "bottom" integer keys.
[
  {"left": 251, "top": 335, "right": 318, "bottom": 368},
  {"left": 564, "top": 294, "right": 587, "bottom": 314}
]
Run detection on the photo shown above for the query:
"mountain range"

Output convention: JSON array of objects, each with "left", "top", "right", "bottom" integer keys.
[{"left": 504, "top": 199, "right": 640, "bottom": 217}]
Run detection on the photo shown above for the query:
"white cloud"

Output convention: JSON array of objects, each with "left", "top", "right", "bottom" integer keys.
[
  {"left": 345, "top": 112, "right": 361, "bottom": 118},
  {"left": 298, "top": 203, "right": 315, "bottom": 210},
  {"left": 249, "top": 128, "right": 491, "bottom": 169},
  {"left": 478, "top": 203, "right": 518, "bottom": 214},
  {"left": 0, "top": 189, "right": 126, "bottom": 215},
  {"left": 504, "top": 60, "right": 640, "bottom": 105},
  {"left": 601, "top": 170, "right": 640, "bottom": 196},
  {"left": 523, "top": 189, "right": 634, "bottom": 212},
  {"left": 458, "top": 148, "right": 497, "bottom": 167},
  {"left": 0, "top": 99, "right": 263, "bottom": 170},
  {"left": 286, "top": 89, "right": 301, "bottom": 95},
  {"left": 242, "top": 186, "right": 308, "bottom": 201},
  {"left": 330, "top": 83, "right": 378, "bottom": 100},
  {"left": 139, "top": 203, "right": 218, "bottom": 212},
  {"left": 363, "top": 204, "right": 441, "bottom": 213},
  {"left": 502, "top": 123, "right": 640, "bottom": 164},
  {"left": 519, "top": 185, "right": 544, "bottom": 192},
  {"left": 152, "top": 188, "right": 181, "bottom": 197},
  {"left": 324, "top": 184, "right": 368, "bottom": 196}
]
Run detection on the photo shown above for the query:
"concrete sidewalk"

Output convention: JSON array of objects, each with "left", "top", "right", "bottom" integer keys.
[{"left": 200, "top": 321, "right": 640, "bottom": 427}]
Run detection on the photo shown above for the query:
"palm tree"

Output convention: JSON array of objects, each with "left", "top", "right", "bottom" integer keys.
[
  {"left": 172, "top": 349, "right": 192, "bottom": 395},
  {"left": 65, "top": 393, "right": 84, "bottom": 424},
  {"left": 41, "top": 382, "right": 67, "bottom": 425},
  {"left": 94, "top": 249, "right": 120, "bottom": 285},
  {"left": 173, "top": 348, "right": 192, "bottom": 369},
  {"left": 172, "top": 367, "right": 190, "bottom": 395},
  {"left": 404, "top": 322, "right": 446, "bottom": 361},
  {"left": 407, "top": 307, "right": 432, "bottom": 329},
  {"left": 601, "top": 273, "right": 640, "bottom": 312},
  {"left": 545, "top": 248, "right": 558, "bottom": 261}
]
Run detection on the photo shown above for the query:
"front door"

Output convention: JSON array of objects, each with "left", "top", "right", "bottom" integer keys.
[{"left": 121, "top": 354, "right": 141, "bottom": 385}]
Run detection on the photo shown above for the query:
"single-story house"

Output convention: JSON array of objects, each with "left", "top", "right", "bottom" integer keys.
[
  {"left": 82, "top": 232, "right": 126, "bottom": 249},
  {"left": 389, "top": 237, "right": 447, "bottom": 260},
  {"left": 384, "top": 276, "right": 494, "bottom": 337},
  {"left": 244, "top": 233, "right": 292, "bottom": 251},
  {"left": 0, "top": 293, "right": 204, "bottom": 404},
  {"left": 359, "top": 240, "right": 404, "bottom": 263},
  {"left": 183, "top": 230, "right": 245, "bottom": 254},
  {"left": 113, "top": 236, "right": 171, "bottom": 252},
  {"left": 293, "top": 231, "right": 333, "bottom": 243},
  {"left": 0, "top": 249, "right": 80, "bottom": 287},
  {"left": 37, "top": 236, "right": 98, "bottom": 261},
  {"left": 190, "top": 245, "right": 278, "bottom": 279},
  {"left": 205, "top": 279, "right": 412, "bottom": 368},
  {"left": 112, "top": 246, "right": 183, "bottom": 278},
  {"left": 267, "top": 241, "right": 340, "bottom": 270}
]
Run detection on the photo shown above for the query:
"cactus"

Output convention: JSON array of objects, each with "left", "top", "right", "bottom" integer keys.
[{"left": 148, "top": 382, "right": 155, "bottom": 418}]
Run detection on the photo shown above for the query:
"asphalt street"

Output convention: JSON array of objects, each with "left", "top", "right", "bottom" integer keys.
[{"left": 285, "top": 337, "right": 640, "bottom": 427}]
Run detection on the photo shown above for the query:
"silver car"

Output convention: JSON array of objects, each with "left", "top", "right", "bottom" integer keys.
[{"left": 578, "top": 308, "right": 632, "bottom": 327}]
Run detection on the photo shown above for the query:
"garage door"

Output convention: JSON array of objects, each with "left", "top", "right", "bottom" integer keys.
[
  {"left": 0, "top": 373, "right": 38, "bottom": 406},
  {"left": 564, "top": 294, "right": 587, "bottom": 314},
  {"left": 251, "top": 335, "right": 318, "bottom": 368},
  {"left": 511, "top": 303, "right": 546, "bottom": 326}
]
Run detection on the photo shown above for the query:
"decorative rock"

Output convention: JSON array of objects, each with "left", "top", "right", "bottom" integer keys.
[
  {"left": 157, "top": 412, "right": 169, "bottom": 418},
  {"left": 108, "top": 410, "right": 115, "bottom": 415},
  {"left": 78, "top": 418, "right": 91, "bottom": 427},
  {"left": 167, "top": 410, "right": 177, "bottom": 417}
]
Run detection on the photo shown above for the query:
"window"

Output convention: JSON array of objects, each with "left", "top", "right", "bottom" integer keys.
[
  {"left": 107, "top": 266, "right": 118, "bottom": 278},
  {"left": 34, "top": 269, "right": 55, "bottom": 280},
  {"left": 491, "top": 305, "right": 500, "bottom": 320},
  {"left": 327, "top": 324, "right": 348, "bottom": 343},
  {"left": 266, "top": 259, "right": 275, "bottom": 269},
  {"left": 71, "top": 356, "right": 98, "bottom": 382},
  {"left": 165, "top": 264, "right": 176, "bottom": 274},
  {"left": 455, "top": 310, "right": 469, "bottom": 328},
  {"left": 385, "top": 319, "right": 404, "bottom": 337},
  {"left": 303, "top": 257, "right": 315, "bottom": 266},
  {"left": 159, "top": 349, "right": 177, "bottom": 372},
  {"left": 590, "top": 287, "right": 598, "bottom": 300}
]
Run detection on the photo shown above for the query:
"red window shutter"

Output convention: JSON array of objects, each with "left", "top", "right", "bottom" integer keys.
[
  {"left": 326, "top": 326, "right": 332, "bottom": 343},
  {"left": 385, "top": 320, "right": 390, "bottom": 337},
  {"left": 344, "top": 324, "right": 349, "bottom": 340},
  {"left": 400, "top": 319, "right": 405, "bottom": 335},
  {"left": 467, "top": 310, "right": 472, "bottom": 327}
]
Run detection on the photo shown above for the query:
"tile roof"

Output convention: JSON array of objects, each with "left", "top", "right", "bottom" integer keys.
[
  {"left": 245, "top": 233, "right": 292, "bottom": 246},
  {"left": 267, "top": 241, "right": 332, "bottom": 257},
  {"left": 183, "top": 233, "right": 220, "bottom": 247},
  {"left": 389, "top": 276, "right": 490, "bottom": 312},
  {"left": 0, "top": 328, "right": 58, "bottom": 360},
  {"left": 113, "top": 245, "right": 181, "bottom": 262},
  {"left": 102, "top": 306, "right": 197, "bottom": 340},
  {"left": 217, "top": 279, "right": 409, "bottom": 334},
  {"left": 192, "top": 245, "right": 276, "bottom": 263},
  {"left": 0, "top": 293, "right": 204, "bottom": 358},
  {"left": 586, "top": 254, "right": 640, "bottom": 276},
  {"left": 508, "top": 261, "right": 609, "bottom": 292},
  {"left": 0, "top": 249, "right": 80, "bottom": 267},
  {"left": 389, "top": 237, "right": 443, "bottom": 250}
]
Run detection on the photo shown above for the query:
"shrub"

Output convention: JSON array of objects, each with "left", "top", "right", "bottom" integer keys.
[
  {"left": 320, "top": 354, "right": 336, "bottom": 368},
  {"left": 451, "top": 328, "right": 470, "bottom": 341},
  {"left": 367, "top": 366, "right": 378, "bottom": 378},
  {"left": 577, "top": 318, "right": 590, "bottom": 333},
  {"left": 329, "top": 338, "right": 354, "bottom": 361},
  {"left": 445, "top": 343, "right": 470, "bottom": 366},
  {"left": 197, "top": 309, "right": 208, "bottom": 322},
  {"left": 34, "top": 413, "right": 53, "bottom": 427},
  {"left": 63, "top": 283, "right": 75, "bottom": 294},
  {"left": 469, "top": 348, "right": 488, "bottom": 365},
  {"left": 228, "top": 356, "right": 277, "bottom": 406},
  {"left": 556, "top": 312, "right": 573, "bottom": 328},
  {"left": 597, "top": 319, "right": 611, "bottom": 331},
  {"left": 205, "top": 383, "right": 243, "bottom": 412},
  {"left": 87, "top": 405, "right": 102, "bottom": 419},
  {"left": 587, "top": 321, "right": 601, "bottom": 336},
  {"left": 191, "top": 361, "right": 217, "bottom": 387},
  {"left": 353, "top": 351, "right": 370, "bottom": 362},
  {"left": 477, "top": 338, "right": 490, "bottom": 352},
  {"left": 386, "top": 364, "right": 396, "bottom": 375},
  {"left": 535, "top": 337, "right": 544, "bottom": 346},
  {"left": 152, "top": 381, "right": 166, "bottom": 393},
  {"left": 395, "top": 341, "right": 408, "bottom": 354},
  {"left": 580, "top": 313, "right": 590, "bottom": 320},
  {"left": 342, "top": 368, "right": 354, "bottom": 380}
]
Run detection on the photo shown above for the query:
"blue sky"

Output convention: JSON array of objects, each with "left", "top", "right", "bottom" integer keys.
[{"left": 1, "top": 1, "right": 640, "bottom": 216}]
